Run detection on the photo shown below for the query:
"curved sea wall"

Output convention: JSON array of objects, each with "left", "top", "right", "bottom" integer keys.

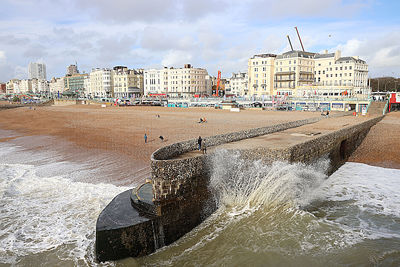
[
  {"left": 151, "top": 116, "right": 324, "bottom": 203},
  {"left": 96, "top": 113, "right": 382, "bottom": 261}
]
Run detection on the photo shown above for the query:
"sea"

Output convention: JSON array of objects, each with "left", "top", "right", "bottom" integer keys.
[{"left": 1, "top": 130, "right": 400, "bottom": 267}]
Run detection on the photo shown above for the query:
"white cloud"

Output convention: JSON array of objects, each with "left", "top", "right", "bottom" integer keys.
[{"left": 0, "top": 51, "right": 6, "bottom": 62}]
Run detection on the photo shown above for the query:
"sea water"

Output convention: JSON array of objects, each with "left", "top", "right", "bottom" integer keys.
[{"left": 1, "top": 136, "right": 400, "bottom": 266}]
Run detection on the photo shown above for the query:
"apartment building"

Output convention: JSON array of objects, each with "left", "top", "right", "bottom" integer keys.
[
  {"left": 6, "top": 79, "right": 20, "bottom": 94},
  {"left": 112, "top": 66, "right": 144, "bottom": 98},
  {"left": 88, "top": 68, "right": 112, "bottom": 98},
  {"left": 19, "top": 79, "right": 32, "bottom": 93},
  {"left": 248, "top": 54, "right": 276, "bottom": 96},
  {"left": 49, "top": 77, "right": 65, "bottom": 95},
  {"left": 28, "top": 62, "right": 46, "bottom": 80},
  {"left": 31, "top": 79, "right": 49, "bottom": 95},
  {"left": 226, "top": 72, "right": 248, "bottom": 96},
  {"left": 144, "top": 64, "right": 208, "bottom": 97},
  {"left": 248, "top": 49, "right": 369, "bottom": 98}
]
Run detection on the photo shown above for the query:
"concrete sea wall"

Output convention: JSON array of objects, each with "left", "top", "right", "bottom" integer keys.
[{"left": 96, "top": 114, "right": 382, "bottom": 261}]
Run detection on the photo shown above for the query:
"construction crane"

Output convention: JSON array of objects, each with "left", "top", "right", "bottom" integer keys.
[
  {"left": 286, "top": 35, "right": 294, "bottom": 51},
  {"left": 215, "top": 70, "right": 221, "bottom": 97},
  {"left": 294, "top": 26, "right": 305, "bottom": 52}
]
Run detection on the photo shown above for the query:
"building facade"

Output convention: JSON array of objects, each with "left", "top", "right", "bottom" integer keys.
[
  {"left": 28, "top": 62, "right": 47, "bottom": 80},
  {"left": 64, "top": 73, "right": 88, "bottom": 96},
  {"left": 112, "top": 66, "right": 144, "bottom": 98},
  {"left": 248, "top": 50, "right": 369, "bottom": 98},
  {"left": 226, "top": 72, "right": 248, "bottom": 96},
  {"left": 248, "top": 54, "right": 276, "bottom": 96},
  {"left": 144, "top": 64, "right": 208, "bottom": 98},
  {"left": 88, "top": 68, "right": 112, "bottom": 98},
  {"left": 6, "top": 79, "right": 20, "bottom": 94},
  {"left": 49, "top": 77, "right": 65, "bottom": 96}
]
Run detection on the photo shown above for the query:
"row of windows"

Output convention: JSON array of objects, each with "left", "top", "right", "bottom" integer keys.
[{"left": 318, "top": 73, "right": 352, "bottom": 77}]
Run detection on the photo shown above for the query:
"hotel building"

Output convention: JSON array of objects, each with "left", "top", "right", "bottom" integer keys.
[
  {"left": 88, "top": 68, "right": 112, "bottom": 98},
  {"left": 144, "top": 64, "right": 208, "bottom": 97},
  {"left": 248, "top": 50, "right": 369, "bottom": 98}
]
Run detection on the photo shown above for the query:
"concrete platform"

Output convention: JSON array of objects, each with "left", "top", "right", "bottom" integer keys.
[{"left": 173, "top": 115, "right": 376, "bottom": 159}]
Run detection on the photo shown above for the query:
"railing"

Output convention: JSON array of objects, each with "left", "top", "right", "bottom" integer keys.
[{"left": 383, "top": 99, "right": 389, "bottom": 115}]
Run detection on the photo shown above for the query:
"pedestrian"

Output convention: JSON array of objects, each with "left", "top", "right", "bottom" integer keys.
[
  {"left": 202, "top": 140, "right": 207, "bottom": 154},
  {"left": 144, "top": 133, "right": 147, "bottom": 143},
  {"left": 159, "top": 136, "right": 164, "bottom": 142},
  {"left": 198, "top": 136, "right": 202, "bottom": 151}
]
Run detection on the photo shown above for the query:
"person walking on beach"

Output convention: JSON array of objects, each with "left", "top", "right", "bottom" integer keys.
[
  {"left": 144, "top": 133, "right": 147, "bottom": 143},
  {"left": 202, "top": 140, "right": 207, "bottom": 154},
  {"left": 198, "top": 136, "right": 202, "bottom": 151}
]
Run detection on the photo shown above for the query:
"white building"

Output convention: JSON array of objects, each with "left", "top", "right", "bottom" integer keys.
[
  {"left": 88, "top": 68, "right": 112, "bottom": 98},
  {"left": 144, "top": 64, "right": 208, "bottom": 98},
  {"left": 19, "top": 79, "right": 32, "bottom": 93},
  {"left": 6, "top": 79, "right": 20, "bottom": 94},
  {"left": 49, "top": 77, "right": 65, "bottom": 96},
  {"left": 30, "top": 79, "right": 49, "bottom": 95},
  {"left": 226, "top": 72, "right": 248, "bottom": 96},
  {"left": 311, "top": 50, "right": 369, "bottom": 97},
  {"left": 28, "top": 62, "right": 47, "bottom": 80},
  {"left": 248, "top": 49, "right": 369, "bottom": 98},
  {"left": 248, "top": 54, "right": 277, "bottom": 96}
]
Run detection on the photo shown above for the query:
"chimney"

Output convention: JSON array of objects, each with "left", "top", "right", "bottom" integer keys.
[
  {"left": 334, "top": 50, "right": 341, "bottom": 60},
  {"left": 184, "top": 64, "right": 192, "bottom": 69}
]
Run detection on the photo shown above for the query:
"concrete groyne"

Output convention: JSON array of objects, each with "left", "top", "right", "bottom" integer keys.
[{"left": 95, "top": 114, "right": 383, "bottom": 262}]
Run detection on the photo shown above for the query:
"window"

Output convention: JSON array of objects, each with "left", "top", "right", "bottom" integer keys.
[
  {"left": 345, "top": 66, "right": 347, "bottom": 70},
  {"left": 349, "top": 66, "right": 352, "bottom": 70},
  {"left": 336, "top": 67, "right": 338, "bottom": 70},
  {"left": 289, "top": 61, "right": 291, "bottom": 64},
  {"left": 340, "top": 67, "right": 342, "bottom": 70},
  {"left": 349, "top": 73, "right": 352, "bottom": 76},
  {"left": 294, "top": 60, "right": 296, "bottom": 64},
  {"left": 329, "top": 62, "right": 331, "bottom": 65}
]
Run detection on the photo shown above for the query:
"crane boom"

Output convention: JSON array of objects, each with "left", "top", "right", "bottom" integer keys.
[
  {"left": 294, "top": 27, "right": 305, "bottom": 52},
  {"left": 216, "top": 70, "right": 221, "bottom": 97},
  {"left": 286, "top": 35, "right": 294, "bottom": 51}
]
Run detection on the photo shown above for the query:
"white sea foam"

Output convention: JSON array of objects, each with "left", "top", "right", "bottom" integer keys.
[
  {"left": 0, "top": 163, "right": 128, "bottom": 265},
  {"left": 209, "top": 149, "right": 329, "bottom": 209},
  {"left": 320, "top": 162, "right": 400, "bottom": 217}
]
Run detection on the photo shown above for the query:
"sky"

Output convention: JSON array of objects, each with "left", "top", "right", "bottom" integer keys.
[{"left": 0, "top": 0, "right": 399, "bottom": 82}]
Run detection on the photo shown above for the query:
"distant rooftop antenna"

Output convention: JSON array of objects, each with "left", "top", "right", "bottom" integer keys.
[
  {"left": 294, "top": 27, "right": 305, "bottom": 52},
  {"left": 286, "top": 35, "right": 294, "bottom": 51}
]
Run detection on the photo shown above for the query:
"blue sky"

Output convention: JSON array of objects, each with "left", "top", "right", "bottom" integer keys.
[{"left": 0, "top": 0, "right": 399, "bottom": 82}]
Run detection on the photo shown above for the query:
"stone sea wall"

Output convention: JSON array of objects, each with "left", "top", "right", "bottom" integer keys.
[{"left": 151, "top": 116, "right": 325, "bottom": 203}]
